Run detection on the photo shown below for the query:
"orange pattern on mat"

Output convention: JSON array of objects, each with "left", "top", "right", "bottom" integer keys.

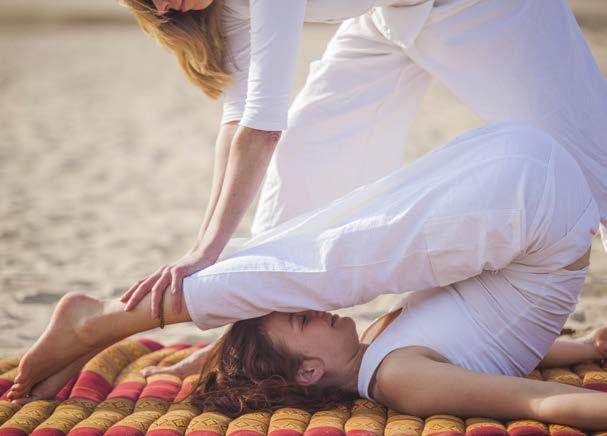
[{"left": 0, "top": 341, "right": 605, "bottom": 435}]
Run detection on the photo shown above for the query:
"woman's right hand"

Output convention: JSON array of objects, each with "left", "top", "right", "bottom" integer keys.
[{"left": 140, "top": 346, "right": 210, "bottom": 379}]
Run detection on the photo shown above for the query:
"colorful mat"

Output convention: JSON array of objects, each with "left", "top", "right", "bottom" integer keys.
[{"left": 0, "top": 339, "right": 606, "bottom": 435}]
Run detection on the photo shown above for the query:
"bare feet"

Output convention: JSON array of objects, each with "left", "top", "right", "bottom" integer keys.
[
  {"left": 7, "top": 293, "right": 105, "bottom": 401},
  {"left": 582, "top": 325, "right": 607, "bottom": 359},
  {"left": 10, "top": 347, "right": 102, "bottom": 405},
  {"left": 141, "top": 347, "right": 209, "bottom": 379}
]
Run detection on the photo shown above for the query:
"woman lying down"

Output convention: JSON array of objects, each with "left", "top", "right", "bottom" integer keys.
[{"left": 7, "top": 123, "right": 607, "bottom": 430}]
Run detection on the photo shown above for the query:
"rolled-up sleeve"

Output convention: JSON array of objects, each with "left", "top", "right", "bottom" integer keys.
[{"left": 240, "top": 0, "right": 307, "bottom": 131}]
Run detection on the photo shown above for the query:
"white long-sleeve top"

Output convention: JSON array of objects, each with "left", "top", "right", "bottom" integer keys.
[{"left": 221, "top": 0, "right": 427, "bottom": 130}]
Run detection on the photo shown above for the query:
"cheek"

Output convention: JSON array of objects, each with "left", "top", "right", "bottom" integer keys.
[
  {"left": 196, "top": 0, "right": 213, "bottom": 8},
  {"left": 337, "top": 318, "right": 359, "bottom": 346},
  {"left": 315, "top": 324, "right": 355, "bottom": 352}
]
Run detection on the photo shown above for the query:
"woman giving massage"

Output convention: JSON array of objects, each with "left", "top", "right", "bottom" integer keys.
[
  {"left": 7, "top": 123, "right": 607, "bottom": 429},
  {"left": 114, "top": 0, "right": 607, "bottom": 312}
]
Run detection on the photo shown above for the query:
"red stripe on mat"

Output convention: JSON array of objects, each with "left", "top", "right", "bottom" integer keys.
[
  {"left": 305, "top": 428, "right": 345, "bottom": 436},
  {"left": 0, "top": 429, "right": 27, "bottom": 436},
  {"left": 69, "top": 429, "right": 104, "bottom": 436},
  {"left": 70, "top": 371, "right": 112, "bottom": 403},
  {"left": 104, "top": 425, "right": 144, "bottom": 436},
  {"left": 148, "top": 430, "right": 183, "bottom": 436}
]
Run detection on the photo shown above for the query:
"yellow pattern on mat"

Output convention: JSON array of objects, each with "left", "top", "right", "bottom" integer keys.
[{"left": 0, "top": 341, "right": 606, "bottom": 435}]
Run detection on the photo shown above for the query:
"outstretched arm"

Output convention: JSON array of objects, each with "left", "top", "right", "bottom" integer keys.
[
  {"left": 373, "top": 349, "right": 607, "bottom": 431},
  {"left": 538, "top": 328, "right": 606, "bottom": 368}
]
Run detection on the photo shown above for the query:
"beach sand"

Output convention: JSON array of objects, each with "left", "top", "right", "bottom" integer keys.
[{"left": 1, "top": 1, "right": 606, "bottom": 358}]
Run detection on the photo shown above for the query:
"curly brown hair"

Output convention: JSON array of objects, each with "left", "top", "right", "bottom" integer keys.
[
  {"left": 120, "top": 0, "right": 231, "bottom": 99},
  {"left": 185, "top": 316, "right": 358, "bottom": 418}
]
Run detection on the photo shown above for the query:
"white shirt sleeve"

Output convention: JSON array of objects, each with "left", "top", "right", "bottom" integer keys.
[
  {"left": 221, "top": 8, "right": 251, "bottom": 125},
  {"left": 224, "top": 0, "right": 306, "bottom": 131}
]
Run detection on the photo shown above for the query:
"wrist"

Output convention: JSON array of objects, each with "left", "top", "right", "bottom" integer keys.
[{"left": 189, "top": 243, "right": 220, "bottom": 265}]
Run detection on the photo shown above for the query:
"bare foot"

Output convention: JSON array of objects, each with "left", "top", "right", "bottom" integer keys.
[
  {"left": 7, "top": 293, "right": 105, "bottom": 401},
  {"left": 582, "top": 325, "right": 607, "bottom": 359},
  {"left": 141, "top": 347, "right": 209, "bottom": 379},
  {"left": 10, "top": 346, "right": 103, "bottom": 405}
]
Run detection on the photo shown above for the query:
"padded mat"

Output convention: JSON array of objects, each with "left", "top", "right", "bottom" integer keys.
[{"left": 0, "top": 339, "right": 606, "bottom": 435}]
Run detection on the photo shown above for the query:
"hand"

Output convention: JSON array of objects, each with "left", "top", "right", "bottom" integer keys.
[
  {"left": 140, "top": 346, "right": 210, "bottom": 379},
  {"left": 120, "top": 249, "right": 217, "bottom": 318}
]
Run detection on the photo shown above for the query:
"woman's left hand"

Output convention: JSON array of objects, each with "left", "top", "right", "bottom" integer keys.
[{"left": 120, "top": 249, "right": 218, "bottom": 319}]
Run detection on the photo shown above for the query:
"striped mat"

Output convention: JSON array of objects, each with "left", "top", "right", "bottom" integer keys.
[{"left": 0, "top": 339, "right": 606, "bottom": 436}]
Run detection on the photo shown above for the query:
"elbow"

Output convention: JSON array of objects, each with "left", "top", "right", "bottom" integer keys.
[
  {"left": 255, "top": 129, "right": 282, "bottom": 146},
  {"left": 234, "top": 126, "right": 281, "bottom": 151}
]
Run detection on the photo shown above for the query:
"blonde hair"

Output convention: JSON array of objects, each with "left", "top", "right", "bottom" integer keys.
[{"left": 121, "top": 0, "right": 231, "bottom": 99}]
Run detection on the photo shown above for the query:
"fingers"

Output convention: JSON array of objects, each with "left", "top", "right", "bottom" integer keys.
[
  {"left": 120, "top": 279, "right": 144, "bottom": 303},
  {"left": 124, "top": 268, "right": 163, "bottom": 312},
  {"left": 170, "top": 268, "right": 184, "bottom": 315},
  {"left": 150, "top": 270, "right": 171, "bottom": 319}
]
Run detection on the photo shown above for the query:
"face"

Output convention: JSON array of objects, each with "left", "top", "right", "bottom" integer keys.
[
  {"left": 263, "top": 310, "right": 359, "bottom": 381},
  {"left": 151, "top": 0, "right": 213, "bottom": 13}
]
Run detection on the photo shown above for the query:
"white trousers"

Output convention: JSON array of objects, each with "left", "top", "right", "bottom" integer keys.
[
  {"left": 251, "top": 0, "right": 607, "bottom": 251},
  {"left": 183, "top": 123, "right": 600, "bottom": 330}
]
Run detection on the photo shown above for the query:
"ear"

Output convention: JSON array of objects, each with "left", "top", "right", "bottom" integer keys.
[{"left": 295, "top": 358, "right": 325, "bottom": 386}]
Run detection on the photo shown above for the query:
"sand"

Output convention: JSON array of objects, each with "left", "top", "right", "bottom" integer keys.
[{"left": 1, "top": 1, "right": 606, "bottom": 358}]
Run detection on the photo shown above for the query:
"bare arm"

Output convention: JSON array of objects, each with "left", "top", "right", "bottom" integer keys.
[
  {"left": 373, "top": 349, "right": 607, "bottom": 431},
  {"left": 195, "top": 125, "right": 280, "bottom": 258},
  {"left": 538, "top": 335, "right": 602, "bottom": 369},
  {"left": 193, "top": 122, "right": 239, "bottom": 244}
]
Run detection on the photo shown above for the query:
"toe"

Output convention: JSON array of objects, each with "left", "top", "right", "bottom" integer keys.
[
  {"left": 8, "top": 384, "right": 21, "bottom": 396},
  {"left": 10, "top": 382, "right": 31, "bottom": 399},
  {"left": 12, "top": 395, "right": 36, "bottom": 406}
]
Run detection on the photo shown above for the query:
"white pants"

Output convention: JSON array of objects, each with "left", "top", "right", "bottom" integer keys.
[
  {"left": 251, "top": 0, "right": 607, "bottom": 251},
  {"left": 183, "top": 123, "right": 600, "bottom": 330}
]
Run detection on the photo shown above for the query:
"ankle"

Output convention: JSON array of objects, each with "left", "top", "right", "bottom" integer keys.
[{"left": 60, "top": 292, "right": 106, "bottom": 347}]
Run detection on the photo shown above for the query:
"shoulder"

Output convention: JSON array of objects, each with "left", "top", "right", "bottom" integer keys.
[{"left": 368, "top": 346, "right": 449, "bottom": 400}]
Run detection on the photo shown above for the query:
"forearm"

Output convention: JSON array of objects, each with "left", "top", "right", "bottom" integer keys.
[
  {"left": 537, "top": 388, "right": 607, "bottom": 431},
  {"left": 194, "top": 122, "right": 239, "bottom": 245},
  {"left": 196, "top": 126, "right": 279, "bottom": 259},
  {"left": 537, "top": 337, "right": 601, "bottom": 369}
]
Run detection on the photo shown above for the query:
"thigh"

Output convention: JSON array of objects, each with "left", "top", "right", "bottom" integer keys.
[
  {"left": 251, "top": 15, "right": 431, "bottom": 235},
  {"left": 409, "top": 0, "right": 607, "bottom": 231},
  {"left": 452, "top": 266, "right": 588, "bottom": 377}
]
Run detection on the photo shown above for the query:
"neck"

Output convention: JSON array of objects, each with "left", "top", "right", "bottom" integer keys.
[{"left": 335, "top": 342, "right": 369, "bottom": 394}]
